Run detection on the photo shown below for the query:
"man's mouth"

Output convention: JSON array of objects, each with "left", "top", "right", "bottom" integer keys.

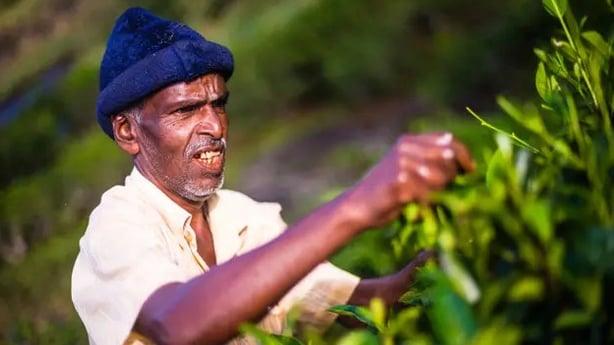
[{"left": 193, "top": 149, "right": 223, "bottom": 169}]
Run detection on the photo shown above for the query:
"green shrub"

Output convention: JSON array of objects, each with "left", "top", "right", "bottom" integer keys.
[{"left": 243, "top": 1, "right": 614, "bottom": 343}]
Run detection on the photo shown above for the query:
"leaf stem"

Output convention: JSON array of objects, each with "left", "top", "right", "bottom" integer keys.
[{"left": 466, "top": 107, "right": 540, "bottom": 153}]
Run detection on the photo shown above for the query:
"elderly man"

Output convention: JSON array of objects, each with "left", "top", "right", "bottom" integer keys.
[{"left": 71, "top": 7, "right": 474, "bottom": 345}]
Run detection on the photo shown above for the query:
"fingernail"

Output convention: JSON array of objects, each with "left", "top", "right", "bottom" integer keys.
[
  {"left": 435, "top": 133, "right": 453, "bottom": 146},
  {"left": 418, "top": 166, "right": 430, "bottom": 177},
  {"left": 442, "top": 149, "right": 454, "bottom": 159}
]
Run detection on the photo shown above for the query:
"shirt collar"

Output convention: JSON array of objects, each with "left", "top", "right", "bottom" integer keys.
[
  {"left": 206, "top": 191, "right": 249, "bottom": 263},
  {"left": 126, "top": 167, "right": 248, "bottom": 263},
  {"left": 126, "top": 167, "right": 192, "bottom": 236}
]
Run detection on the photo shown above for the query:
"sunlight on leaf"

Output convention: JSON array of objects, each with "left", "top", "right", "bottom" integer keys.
[
  {"left": 542, "top": 0, "right": 568, "bottom": 17},
  {"left": 328, "top": 305, "right": 378, "bottom": 332},
  {"left": 336, "top": 330, "right": 379, "bottom": 345},
  {"left": 553, "top": 310, "right": 594, "bottom": 330},
  {"left": 508, "top": 276, "right": 544, "bottom": 301}
]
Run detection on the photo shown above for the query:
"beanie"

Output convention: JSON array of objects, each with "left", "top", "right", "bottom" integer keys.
[{"left": 96, "top": 7, "right": 234, "bottom": 138}]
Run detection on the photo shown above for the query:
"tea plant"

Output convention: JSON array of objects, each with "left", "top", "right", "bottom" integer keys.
[{"left": 243, "top": 0, "right": 614, "bottom": 343}]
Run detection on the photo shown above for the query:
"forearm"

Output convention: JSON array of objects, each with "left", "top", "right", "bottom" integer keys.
[
  {"left": 347, "top": 273, "right": 407, "bottom": 308},
  {"left": 136, "top": 192, "right": 363, "bottom": 344},
  {"left": 346, "top": 250, "right": 433, "bottom": 308}
]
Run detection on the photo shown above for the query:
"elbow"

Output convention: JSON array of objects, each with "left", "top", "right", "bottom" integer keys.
[
  {"left": 138, "top": 311, "right": 195, "bottom": 345},
  {"left": 140, "top": 311, "right": 229, "bottom": 345},
  {"left": 140, "top": 318, "right": 179, "bottom": 345}
]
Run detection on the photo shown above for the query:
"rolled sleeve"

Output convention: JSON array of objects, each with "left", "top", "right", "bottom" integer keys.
[
  {"left": 278, "top": 261, "right": 360, "bottom": 331},
  {"left": 231, "top": 195, "right": 361, "bottom": 332}
]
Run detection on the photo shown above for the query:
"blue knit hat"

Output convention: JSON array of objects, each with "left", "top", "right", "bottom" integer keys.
[{"left": 96, "top": 7, "right": 234, "bottom": 138}]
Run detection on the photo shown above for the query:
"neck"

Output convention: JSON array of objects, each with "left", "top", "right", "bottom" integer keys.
[{"left": 135, "top": 164, "right": 210, "bottom": 217}]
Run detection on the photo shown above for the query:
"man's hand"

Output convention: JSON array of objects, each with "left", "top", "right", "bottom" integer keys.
[
  {"left": 344, "top": 132, "right": 475, "bottom": 229},
  {"left": 339, "top": 250, "right": 435, "bottom": 328}
]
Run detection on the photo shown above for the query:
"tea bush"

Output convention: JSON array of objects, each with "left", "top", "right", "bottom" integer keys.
[{"left": 244, "top": 0, "right": 614, "bottom": 344}]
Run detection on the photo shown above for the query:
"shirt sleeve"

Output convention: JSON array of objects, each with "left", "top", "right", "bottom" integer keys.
[
  {"left": 278, "top": 261, "right": 360, "bottom": 331},
  {"left": 72, "top": 209, "right": 186, "bottom": 345},
  {"left": 239, "top": 197, "right": 361, "bottom": 332}
]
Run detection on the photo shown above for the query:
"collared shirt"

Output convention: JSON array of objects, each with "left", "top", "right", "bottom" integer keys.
[{"left": 71, "top": 168, "right": 359, "bottom": 345}]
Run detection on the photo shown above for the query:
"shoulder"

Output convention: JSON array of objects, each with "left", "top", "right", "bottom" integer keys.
[
  {"left": 211, "top": 189, "right": 284, "bottom": 220},
  {"left": 79, "top": 184, "right": 165, "bottom": 273},
  {"left": 209, "top": 189, "right": 287, "bottom": 250}
]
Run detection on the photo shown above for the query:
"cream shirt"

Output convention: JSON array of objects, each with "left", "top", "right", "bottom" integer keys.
[{"left": 71, "top": 168, "right": 359, "bottom": 345}]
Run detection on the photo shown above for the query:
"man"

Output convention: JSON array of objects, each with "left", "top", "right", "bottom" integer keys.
[{"left": 71, "top": 7, "right": 474, "bottom": 345}]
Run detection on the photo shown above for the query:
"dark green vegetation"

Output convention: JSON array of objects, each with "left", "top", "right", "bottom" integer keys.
[{"left": 1, "top": 0, "right": 612, "bottom": 343}]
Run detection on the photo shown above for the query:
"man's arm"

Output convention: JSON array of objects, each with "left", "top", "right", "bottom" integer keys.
[
  {"left": 134, "top": 133, "right": 474, "bottom": 345},
  {"left": 347, "top": 250, "right": 434, "bottom": 307}
]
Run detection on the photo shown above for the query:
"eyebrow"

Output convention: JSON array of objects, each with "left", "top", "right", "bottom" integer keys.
[{"left": 211, "top": 91, "right": 230, "bottom": 104}]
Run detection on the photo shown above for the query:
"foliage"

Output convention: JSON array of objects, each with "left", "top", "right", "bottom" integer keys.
[{"left": 241, "top": 1, "right": 614, "bottom": 344}]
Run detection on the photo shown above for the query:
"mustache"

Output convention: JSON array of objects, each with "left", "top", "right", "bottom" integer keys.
[{"left": 185, "top": 137, "right": 227, "bottom": 158}]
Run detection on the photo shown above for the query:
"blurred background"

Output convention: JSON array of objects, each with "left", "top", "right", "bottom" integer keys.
[{"left": 0, "top": 0, "right": 611, "bottom": 343}]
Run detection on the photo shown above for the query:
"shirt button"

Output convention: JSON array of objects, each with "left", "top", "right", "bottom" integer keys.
[{"left": 185, "top": 231, "right": 193, "bottom": 243}]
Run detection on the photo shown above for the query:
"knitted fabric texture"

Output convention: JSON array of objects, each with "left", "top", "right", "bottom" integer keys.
[{"left": 96, "top": 7, "right": 234, "bottom": 138}]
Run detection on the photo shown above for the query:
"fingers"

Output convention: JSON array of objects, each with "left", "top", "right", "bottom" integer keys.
[
  {"left": 412, "top": 250, "right": 435, "bottom": 267},
  {"left": 392, "top": 132, "right": 475, "bottom": 204},
  {"left": 399, "top": 132, "right": 475, "bottom": 172}
]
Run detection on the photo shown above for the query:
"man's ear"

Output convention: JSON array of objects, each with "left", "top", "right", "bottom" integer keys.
[{"left": 112, "top": 114, "right": 140, "bottom": 155}]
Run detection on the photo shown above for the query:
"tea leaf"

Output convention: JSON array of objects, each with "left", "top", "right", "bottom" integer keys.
[
  {"left": 508, "top": 276, "right": 544, "bottom": 301},
  {"left": 328, "top": 305, "right": 378, "bottom": 331},
  {"left": 534, "top": 48, "right": 548, "bottom": 62},
  {"left": 582, "top": 31, "right": 609, "bottom": 58},
  {"left": 336, "top": 330, "right": 379, "bottom": 345},
  {"left": 535, "top": 62, "right": 548, "bottom": 101},
  {"left": 497, "top": 96, "right": 546, "bottom": 135},
  {"left": 240, "top": 324, "right": 305, "bottom": 345},
  {"left": 521, "top": 198, "right": 553, "bottom": 245},
  {"left": 428, "top": 272, "right": 478, "bottom": 345},
  {"left": 553, "top": 310, "right": 594, "bottom": 330},
  {"left": 542, "top": 0, "right": 568, "bottom": 17},
  {"left": 399, "top": 290, "right": 431, "bottom": 307},
  {"left": 440, "top": 251, "right": 480, "bottom": 304},
  {"left": 471, "top": 319, "right": 521, "bottom": 345}
]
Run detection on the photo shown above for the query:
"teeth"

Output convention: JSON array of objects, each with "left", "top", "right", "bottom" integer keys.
[{"left": 196, "top": 151, "right": 220, "bottom": 162}]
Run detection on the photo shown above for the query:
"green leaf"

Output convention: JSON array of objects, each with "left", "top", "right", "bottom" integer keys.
[
  {"left": 440, "top": 251, "right": 480, "bottom": 304},
  {"left": 336, "top": 330, "right": 380, "bottom": 345},
  {"left": 497, "top": 96, "right": 546, "bottom": 135},
  {"left": 534, "top": 48, "right": 548, "bottom": 62},
  {"left": 472, "top": 319, "right": 521, "bottom": 345},
  {"left": 567, "top": 276, "right": 602, "bottom": 312},
  {"left": 521, "top": 198, "right": 553, "bottom": 244},
  {"left": 399, "top": 290, "right": 431, "bottom": 307},
  {"left": 485, "top": 149, "right": 508, "bottom": 198},
  {"left": 428, "top": 273, "right": 478, "bottom": 345},
  {"left": 542, "top": 0, "right": 568, "bottom": 17},
  {"left": 582, "top": 31, "right": 609, "bottom": 58},
  {"left": 328, "top": 305, "right": 378, "bottom": 331},
  {"left": 554, "top": 310, "right": 594, "bottom": 330},
  {"left": 240, "top": 324, "right": 305, "bottom": 345},
  {"left": 535, "top": 62, "right": 548, "bottom": 101},
  {"left": 507, "top": 276, "right": 544, "bottom": 301}
]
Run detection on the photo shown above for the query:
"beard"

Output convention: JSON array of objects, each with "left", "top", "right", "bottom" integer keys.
[
  {"left": 165, "top": 171, "right": 225, "bottom": 202},
  {"left": 139, "top": 133, "right": 226, "bottom": 203}
]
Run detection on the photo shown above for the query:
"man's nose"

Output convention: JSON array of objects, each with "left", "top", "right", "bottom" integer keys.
[{"left": 195, "top": 105, "right": 223, "bottom": 138}]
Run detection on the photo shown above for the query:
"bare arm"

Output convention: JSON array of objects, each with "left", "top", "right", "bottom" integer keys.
[
  {"left": 347, "top": 250, "right": 434, "bottom": 307},
  {"left": 134, "top": 133, "right": 474, "bottom": 344}
]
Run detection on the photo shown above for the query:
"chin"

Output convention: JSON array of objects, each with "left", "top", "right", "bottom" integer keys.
[{"left": 184, "top": 175, "right": 225, "bottom": 202}]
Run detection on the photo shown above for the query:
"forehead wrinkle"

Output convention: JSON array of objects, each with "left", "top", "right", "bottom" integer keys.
[
  {"left": 194, "top": 74, "right": 226, "bottom": 101},
  {"left": 147, "top": 74, "right": 227, "bottom": 111}
]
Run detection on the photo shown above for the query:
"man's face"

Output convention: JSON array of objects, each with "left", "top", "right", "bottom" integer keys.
[{"left": 134, "top": 73, "right": 229, "bottom": 204}]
